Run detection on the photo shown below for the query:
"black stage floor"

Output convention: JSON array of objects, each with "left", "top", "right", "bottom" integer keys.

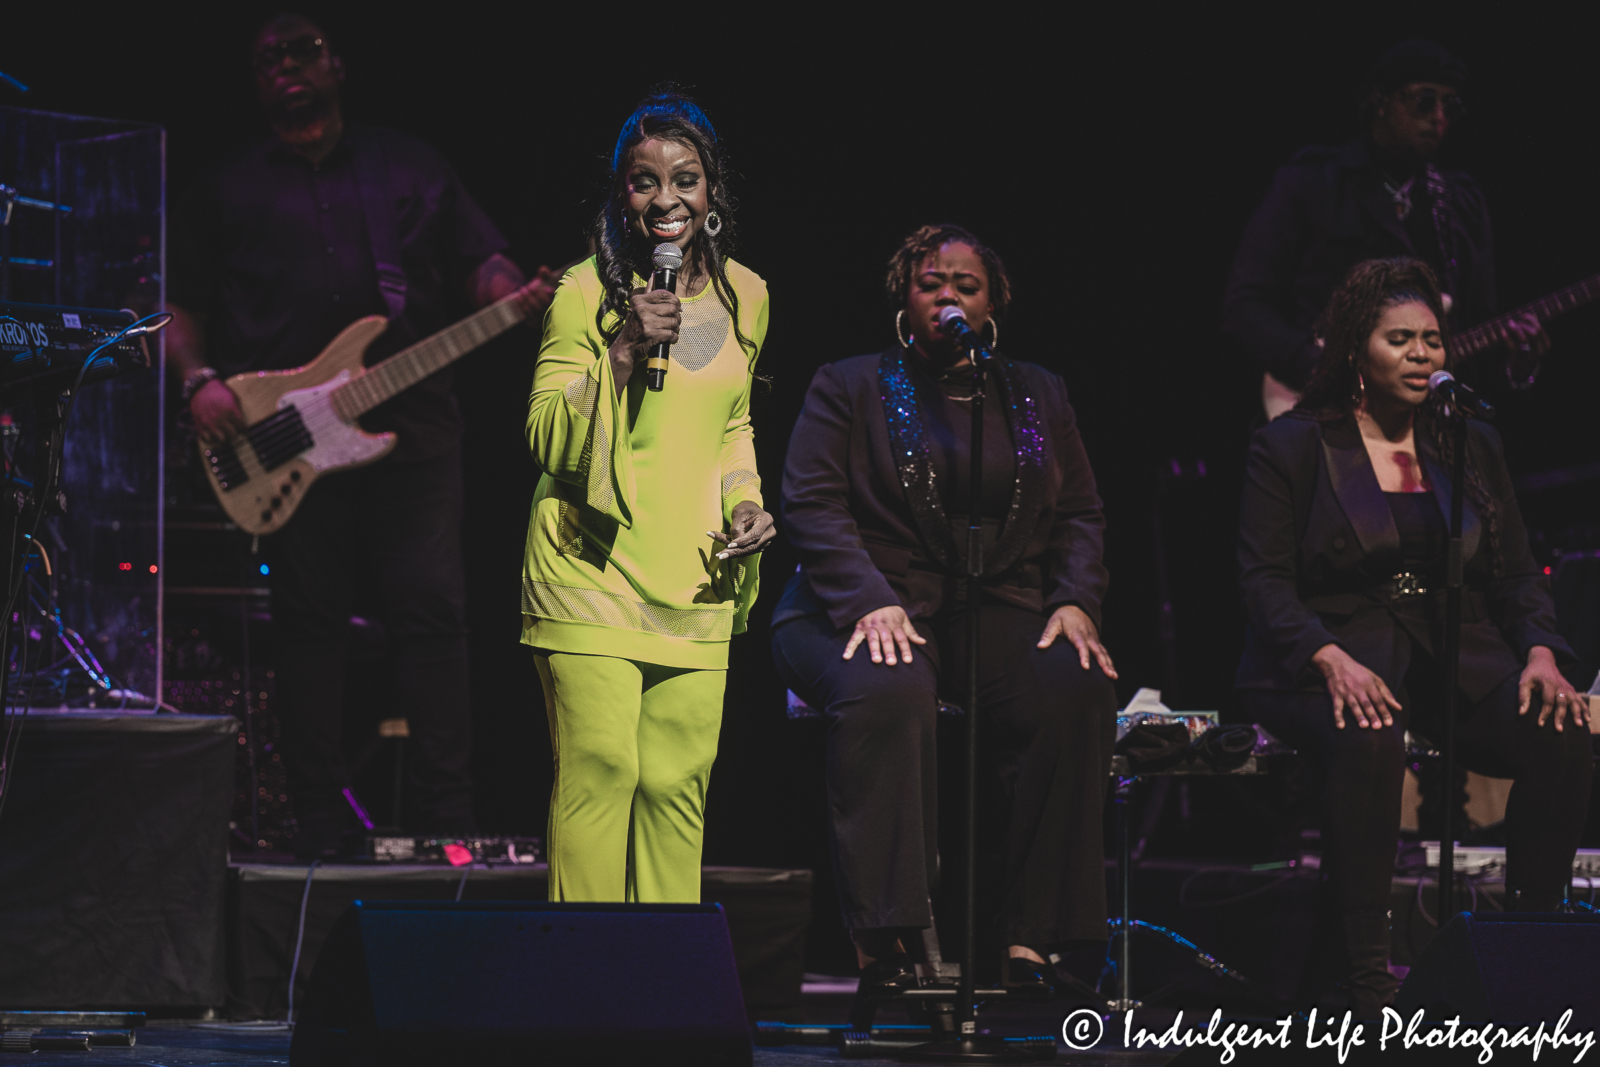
[
  {"left": 6, "top": 1022, "right": 1174, "bottom": 1066},
  {"left": 13, "top": 996, "right": 1180, "bottom": 1066}
]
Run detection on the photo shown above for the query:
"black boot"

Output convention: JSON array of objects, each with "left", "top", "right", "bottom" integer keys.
[
  {"left": 1338, "top": 907, "right": 1397, "bottom": 1018},
  {"left": 291, "top": 795, "right": 359, "bottom": 860},
  {"left": 1002, "top": 955, "right": 1054, "bottom": 998}
]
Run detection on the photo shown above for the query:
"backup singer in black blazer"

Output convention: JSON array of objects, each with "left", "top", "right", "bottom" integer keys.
[
  {"left": 1236, "top": 258, "right": 1592, "bottom": 1015},
  {"left": 772, "top": 225, "right": 1117, "bottom": 995}
]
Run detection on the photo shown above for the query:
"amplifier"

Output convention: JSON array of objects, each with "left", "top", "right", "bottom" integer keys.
[{"left": 355, "top": 836, "right": 542, "bottom": 865}]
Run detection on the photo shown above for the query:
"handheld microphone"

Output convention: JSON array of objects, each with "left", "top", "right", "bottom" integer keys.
[
  {"left": 1428, "top": 369, "right": 1495, "bottom": 420},
  {"left": 645, "top": 243, "right": 682, "bottom": 392}
]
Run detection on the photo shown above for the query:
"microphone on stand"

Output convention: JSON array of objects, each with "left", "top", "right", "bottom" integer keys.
[
  {"left": 644, "top": 243, "right": 683, "bottom": 392},
  {"left": 936, "top": 306, "right": 988, "bottom": 353},
  {"left": 1428, "top": 369, "right": 1495, "bottom": 420}
]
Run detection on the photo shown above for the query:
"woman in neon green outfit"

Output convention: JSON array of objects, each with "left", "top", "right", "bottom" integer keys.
[{"left": 523, "top": 91, "right": 773, "bottom": 902}]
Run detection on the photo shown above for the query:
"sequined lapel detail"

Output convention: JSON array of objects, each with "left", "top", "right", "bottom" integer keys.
[
  {"left": 880, "top": 345, "right": 958, "bottom": 570},
  {"left": 877, "top": 346, "right": 1047, "bottom": 577},
  {"left": 988, "top": 362, "right": 1047, "bottom": 577}
]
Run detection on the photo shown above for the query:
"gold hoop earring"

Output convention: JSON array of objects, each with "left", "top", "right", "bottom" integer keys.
[{"left": 895, "top": 310, "right": 914, "bottom": 349}]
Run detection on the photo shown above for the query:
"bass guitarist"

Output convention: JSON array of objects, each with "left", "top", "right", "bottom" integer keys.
[
  {"left": 1223, "top": 40, "right": 1543, "bottom": 419},
  {"left": 166, "top": 13, "right": 557, "bottom": 858}
]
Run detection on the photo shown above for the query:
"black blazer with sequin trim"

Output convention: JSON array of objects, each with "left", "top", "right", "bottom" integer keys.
[{"left": 773, "top": 347, "right": 1109, "bottom": 633}]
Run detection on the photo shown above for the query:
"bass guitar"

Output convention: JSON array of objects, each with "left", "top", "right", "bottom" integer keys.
[
  {"left": 202, "top": 282, "right": 550, "bottom": 535},
  {"left": 1260, "top": 271, "right": 1600, "bottom": 420}
]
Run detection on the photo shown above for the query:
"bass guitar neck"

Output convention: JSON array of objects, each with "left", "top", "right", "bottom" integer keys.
[
  {"left": 1452, "top": 272, "right": 1600, "bottom": 358},
  {"left": 202, "top": 282, "right": 548, "bottom": 535}
]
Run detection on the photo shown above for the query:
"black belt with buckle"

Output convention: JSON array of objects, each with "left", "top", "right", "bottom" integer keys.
[{"left": 1389, "top": 571, "right": 1428, "bottom": 598}]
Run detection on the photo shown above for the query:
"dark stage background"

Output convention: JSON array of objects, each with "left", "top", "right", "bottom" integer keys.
[{"left": 9, "top": 3, "right": 1600, "bottom": 967}]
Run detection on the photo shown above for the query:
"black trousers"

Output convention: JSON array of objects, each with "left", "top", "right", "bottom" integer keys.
[
  {"left": 773, "top": 603, "right": 1118, "bottom": 948},
  {"left": 1240, "top": 653, "right": 1594, "bottom": 915},
  {"left": 263, "top": 447, "right": 475, "bottom": 832}
]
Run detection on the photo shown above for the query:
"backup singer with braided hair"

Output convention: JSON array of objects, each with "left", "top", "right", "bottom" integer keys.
[
  {"left": 772, "top": 224, "right": 1118, "bottom": 997},
  {"left": 522, "top": 90, "right": 773, "bottom": 902},
  {"left": 1236, "top": 257, "right": 1592, "bottom": 1015}
]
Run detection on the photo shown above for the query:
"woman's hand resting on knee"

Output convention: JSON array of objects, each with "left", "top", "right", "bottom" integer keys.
[
  {"left": 1312, "top": 645, "right": 1401, "bottom": 729},
  {"left": 1519, "top": 646, "right": 1589, "bottom": 731},
  {"left": 843, "top": 606, "right": 927, "bottom": 666},
  {"left": 1037, "top": 605, "right": 1117, "bottom": 678}
]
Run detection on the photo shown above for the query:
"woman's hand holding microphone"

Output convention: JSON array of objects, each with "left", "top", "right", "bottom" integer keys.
[{"left": 608, "top": 289, "right": 681, "bottom": 395}]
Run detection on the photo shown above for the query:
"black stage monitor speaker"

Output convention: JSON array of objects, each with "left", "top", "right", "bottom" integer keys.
[
  {"left": 1397, "top": 911, "right": 1600, "bottom": 1029},
  {"left": 289, "top": 900, "right": 751, "bottom": 1066}
]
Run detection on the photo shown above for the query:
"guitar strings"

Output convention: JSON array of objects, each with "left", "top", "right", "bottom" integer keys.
[{"left": 229, "top": 296, "right": 528, "bottom": 482}]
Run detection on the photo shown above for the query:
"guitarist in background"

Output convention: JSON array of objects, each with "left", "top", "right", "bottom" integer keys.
[
  {"left": 166, "top": 13, "right": 557, "bottom": 858},
  {"left": 1224, "top": 40, "right": 1544, "bottom": 418}
]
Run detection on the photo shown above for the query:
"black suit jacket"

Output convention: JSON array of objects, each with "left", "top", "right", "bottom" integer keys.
[
  {"left": 1235, "top": 411, "right": 1572, "bottom": 702},
  {"left": 774, "top": 348, "right": 1108, "bottom": 633},
  {"left": 1222, "top": 139, "right": 1495, "bottom": 390}
]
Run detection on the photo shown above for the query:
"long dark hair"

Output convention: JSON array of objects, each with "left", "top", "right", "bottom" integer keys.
[
  {"left": 590, "top": 89, "right": 753, "bottom": 358},
  {"left": 1299, "top": 257, "right": 1502, "bottom": 572}
]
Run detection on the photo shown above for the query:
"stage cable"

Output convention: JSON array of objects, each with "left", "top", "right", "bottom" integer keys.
[
  {"left": 286, "top": 859, "right": 322, "bottom": 1026},
  {"left": 1176, "top": 866, "right": 1298, "bottom": 910}
]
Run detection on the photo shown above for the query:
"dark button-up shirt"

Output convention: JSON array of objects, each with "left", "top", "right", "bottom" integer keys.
[
  {"left": 1222, "top": 138, "right": 1496, "bottom": 391},
  {"left": 169, "top": 124, "right": 508, "bottom": 461}
]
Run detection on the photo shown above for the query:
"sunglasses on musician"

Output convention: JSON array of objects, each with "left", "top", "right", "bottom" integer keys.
[
  {"left": 253, "top": 35, "right": 326, "bottom": 71},
  {"left": 1400, "top": 86, "right": 1464, "bottom": 120}
]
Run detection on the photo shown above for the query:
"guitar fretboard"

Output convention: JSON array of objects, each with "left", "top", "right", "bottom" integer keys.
[
  {"left": 330, "top": 295, "right": 530, "bottom": 421},
  {"left": 1454, "top": 273, "right": 1600, "bottom": 357}
]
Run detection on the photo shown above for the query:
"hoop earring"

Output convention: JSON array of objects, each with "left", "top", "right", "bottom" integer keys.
[
  {"left": 895, "top": 310, "right": 914, "bottom": 349},
  {"left": 1356, "top": 372, "right": 1367, "bottom": 406},
  {"left": 704, "top": 211, "right": 723, "bottom": 237},
  {"left": 984, "top": 319, "right": 998, "bottom": 348}
]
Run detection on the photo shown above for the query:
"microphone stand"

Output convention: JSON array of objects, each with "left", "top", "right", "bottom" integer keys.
[
  {"left": 903, "top": 333, "right": 1032, "bottom": 1064},
  {"left": 1436, "top": 402, "right": 1468, "bottom": 921}
]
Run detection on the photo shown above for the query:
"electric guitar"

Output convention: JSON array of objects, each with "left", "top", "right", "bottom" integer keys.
[
  {"left": 201, "top": 282, "right": 550, "bottom": 535},
  {"left": 1260, "top": 271, "right": 1600, "bottom": 420}
]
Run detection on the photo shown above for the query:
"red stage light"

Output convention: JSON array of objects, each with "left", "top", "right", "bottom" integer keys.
[
  {"left": 148, "top": 564, "right": 158, "bottom": 573},
  {"left": 118, "top": 562, "right": 132, "bottom": 571}
]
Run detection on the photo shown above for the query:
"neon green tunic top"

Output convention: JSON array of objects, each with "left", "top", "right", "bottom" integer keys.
[{"left": 521, "top": 256, "right": 768, "bottom": 670}]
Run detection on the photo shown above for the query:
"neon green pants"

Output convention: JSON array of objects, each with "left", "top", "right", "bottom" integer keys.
[{"left": 535, "top": 652, "right": 725, "bottom": 902}]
